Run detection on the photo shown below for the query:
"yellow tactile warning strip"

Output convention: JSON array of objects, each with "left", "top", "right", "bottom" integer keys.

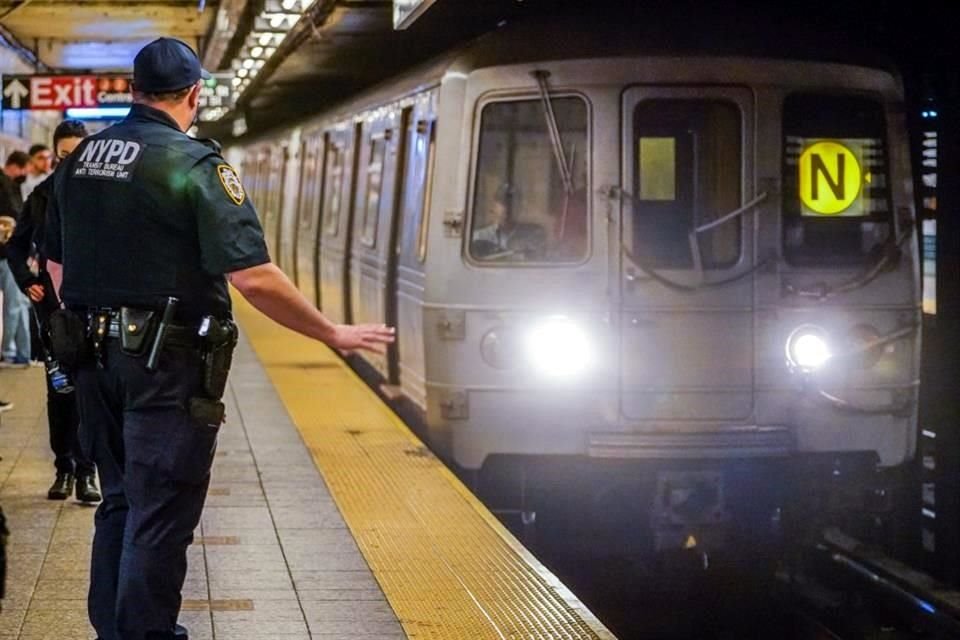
[{"left": 233, "top": 295, "right": 617, "bottom": 640}]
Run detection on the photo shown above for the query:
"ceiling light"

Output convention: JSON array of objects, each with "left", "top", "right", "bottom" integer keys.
[
  {"left": 231, "top": 77, "right": 242, "bottom": 86},
  {"left": 258, "top": 33, "right": 273, "bottom": 46},
  {"left": 265, "top": 46, "right": 277, "bottom": 57},
  {"left": 281, "top": 0, "right": 297, "bottom": 10},
  {"left": 237, "top": 68, "right": 249, "bottom": 78},
  {"left": 268, "top": 14, "right": 286, "bottom": 28},
  {"left": 242, "top": 58, "right": 255, "bottom": 69},
  {"left": 251, "top": 46, "right": 264, "bottom": 57},
  {"left": 254, "top": 59, "right": 265, "bottom": 69}
]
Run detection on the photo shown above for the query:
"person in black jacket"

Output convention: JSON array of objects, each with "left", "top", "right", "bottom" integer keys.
[
  {"left": 0, "top": 151, "right": 31, "bottom": 366},
  {"left": 7, "top": 120, "right": 100, "bottom": 503}
]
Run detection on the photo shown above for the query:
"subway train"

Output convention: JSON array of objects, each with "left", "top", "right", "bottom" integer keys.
[{"left": 228, "top": 19, "right": 921, "bottom": 553}]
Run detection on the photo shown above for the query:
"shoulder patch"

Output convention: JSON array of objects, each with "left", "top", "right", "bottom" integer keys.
[{"left": 217, "top": 164, "right": 245, "bottom": 205}]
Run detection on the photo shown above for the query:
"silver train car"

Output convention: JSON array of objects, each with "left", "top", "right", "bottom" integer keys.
[{"left": 229, "top": 21, "right": 920, "bottom": 550}]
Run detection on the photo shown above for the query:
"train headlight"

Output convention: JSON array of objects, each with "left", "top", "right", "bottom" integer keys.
[
  {"left": 525, "top": 316, "right": 593, "bottom": 378},
  {"left": 786, "top": 325, "right": 832, "bottom": 373}
]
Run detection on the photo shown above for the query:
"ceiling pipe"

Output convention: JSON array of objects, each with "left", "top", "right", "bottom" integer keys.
[
  {"left": 0, "top": 0, "right": 36, "bottom": 22},
  {"left": 0, "top": 22, "right": 50, "bottom": 71}
]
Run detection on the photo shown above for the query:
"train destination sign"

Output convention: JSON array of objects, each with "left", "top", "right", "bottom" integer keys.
[
  {"left": 2, "top": 75, "right": 132, "bottom": 111},
  {"left": 798, "top": 139, "right": 872, "bottom": 217}
]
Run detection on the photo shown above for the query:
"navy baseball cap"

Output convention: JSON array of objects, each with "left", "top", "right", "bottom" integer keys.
[{"left": 133, "top": 38, "right": 211, "bottom": 93}]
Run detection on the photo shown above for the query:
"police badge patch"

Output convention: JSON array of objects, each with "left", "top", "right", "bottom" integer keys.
[{"left": 217, "top": 165, "right": 245, "bottom": 205}]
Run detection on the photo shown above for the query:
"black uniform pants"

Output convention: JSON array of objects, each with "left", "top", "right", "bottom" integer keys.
[
  {"left": 46, "top": 365, "right": 95, "bottom": 477},
  {"left": 75, "top": 340, "right": 219, "bottom": 640}
]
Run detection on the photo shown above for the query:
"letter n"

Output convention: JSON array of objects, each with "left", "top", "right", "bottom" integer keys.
[{"left": 810, "top": 153, "right": 844, "bottom": 200}]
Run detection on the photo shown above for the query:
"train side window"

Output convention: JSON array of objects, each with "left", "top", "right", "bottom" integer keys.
[
  {"left": 323, "top": 143, "right": 344, "bottom": 236},
  {"left": 361, "top": 134, "right": 387, "bottom": 247},
  {"left": 631, "top": 100, "right": 742, "bottom": 270},
  {"left": 469, "top": 97, "right": 589, "bottom": 264},
  {"left": 782, "top": 94, "right": 892, "bottom": 266}
]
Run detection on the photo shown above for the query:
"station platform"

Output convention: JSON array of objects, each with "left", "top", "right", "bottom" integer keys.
[{"left": 0, "top": 296, "right": 614, "bottom": 640}]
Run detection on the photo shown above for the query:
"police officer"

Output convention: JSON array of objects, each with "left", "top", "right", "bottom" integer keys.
[{"left": 45, "top": 38, "right": 393, "bottom": 640}]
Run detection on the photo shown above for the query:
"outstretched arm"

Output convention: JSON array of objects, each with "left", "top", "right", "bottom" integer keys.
[{"left": 227, "top": 262, "right": 394, "bottom": 353}]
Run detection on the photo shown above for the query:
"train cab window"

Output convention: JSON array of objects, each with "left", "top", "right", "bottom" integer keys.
[
  {"left": 782, "top": 94, "right": 892, "bottom": 266},
  {"left": 323, "top": 143, "right": 344, "bottom": 236},
  {"left": 631, "top": 100, "right": 742, "bottom": 269},
  {"left": 361, "top": 135, "right": 387, "bottom": 247},
  {"left": 469, "top": 97, "right": 588, "bottom": 264}
]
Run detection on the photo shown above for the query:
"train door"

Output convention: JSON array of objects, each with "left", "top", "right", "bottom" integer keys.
[
  {"left": 295, "top": 131, "right": 324, "bottom": 307},
  {"left": 278, "top": 141, "right": 298, "bottom": 282},
  {"left": 392, "top": 98, "right": 437, "bottom": 408},
  {"left": 253, "top": 146, "right": 270, "bottom": 220},
  {"left": 318, "top": 126, "right": 356, "bottom": 323},
  {"left": 259, "top": 145, "right": 281, "bottom": 260},
  {"left": 383, "top": 108, "right": 412, "bottom": 385},
  {"left": 619, "top": 87, "right": 757, "bottom": 426},
  {"left": 350, "top": 110, "right": 402, "bottom": 379},
  {"left": 271, "top": 144, "right": 288, "bottom": 266}
]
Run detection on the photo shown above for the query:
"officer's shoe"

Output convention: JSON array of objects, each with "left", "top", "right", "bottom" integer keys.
[
  {"left": 75, "top": 474, "right": 102, "bottom": 503},
  {"left": 47, "top": 472, "right": 74, "bottom": 500}
]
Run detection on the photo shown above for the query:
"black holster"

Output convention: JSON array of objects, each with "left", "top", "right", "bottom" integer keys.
[
  {"left": 188, "top": 317, "right": 238, "bottom": 428},
  {"left": 200, "top": 317, "right": 238, "bottom": 401},
  {"left": 47, "top": 309, "right": 90, "bottom": 370}
]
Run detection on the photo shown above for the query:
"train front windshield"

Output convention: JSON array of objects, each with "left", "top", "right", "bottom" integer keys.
[
  {"left": 782, "top": 94, "right": 893, "bottom": 266},
  {"left": 470, "top": 97, "right": 589, "bottom": 264}
]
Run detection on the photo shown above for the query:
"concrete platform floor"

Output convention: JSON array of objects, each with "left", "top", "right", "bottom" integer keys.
[{"left": 0, "top": 332, "right": 403, "bottom": 640}]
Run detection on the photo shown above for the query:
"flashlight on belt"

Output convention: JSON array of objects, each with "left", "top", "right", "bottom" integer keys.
[{"left": 146, "top": 296, "right": 179, "bottom": 372}]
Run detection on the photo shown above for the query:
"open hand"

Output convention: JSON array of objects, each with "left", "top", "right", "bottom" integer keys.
[{"left": 329, "top": 324, "right": 395, "bottom": 354}]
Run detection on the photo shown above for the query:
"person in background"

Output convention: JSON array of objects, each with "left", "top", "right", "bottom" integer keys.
[
  {"left": 21, "top": 143, "right": 53, "bottom": 200},
  {"left": 22, "top": 144, "right": 53, "bottom": 362},
  {"left": 8, "top": 120, "right": 100, "bottom": 503},
  {"left": 0, "top": 151, "right": 32, "bottom": 367}
]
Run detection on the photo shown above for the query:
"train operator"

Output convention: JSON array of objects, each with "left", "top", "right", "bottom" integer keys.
[{"left": 44, "top": 37, "right": 394, "bottom": 640}]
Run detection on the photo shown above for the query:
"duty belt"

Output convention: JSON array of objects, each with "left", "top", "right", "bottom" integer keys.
[
  {"left": 84, "top": 309, "right": 200, "bottom": 349},
  {"left": 104, "top": 317, "right": 199, "bottom": 348}
]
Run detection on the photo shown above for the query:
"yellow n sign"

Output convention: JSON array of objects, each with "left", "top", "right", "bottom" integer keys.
[{"left": 798, "top": 140, "right": 867, "bottom": 216}]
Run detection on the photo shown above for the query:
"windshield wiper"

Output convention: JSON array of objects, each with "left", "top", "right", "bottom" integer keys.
[
  {"left": 532, "top": 70, "right": 574, "bottom": 197},
  {"left": 532, "top": 70, "right": 577, "bottom": 241}
]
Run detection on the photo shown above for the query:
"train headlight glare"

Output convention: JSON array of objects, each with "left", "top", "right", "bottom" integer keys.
[
  {"left": 525, "top": 316, "right": 592, "bottom": 377},
  {"left": 786, "top": 326, "right": 831, "bottom": 372}
]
